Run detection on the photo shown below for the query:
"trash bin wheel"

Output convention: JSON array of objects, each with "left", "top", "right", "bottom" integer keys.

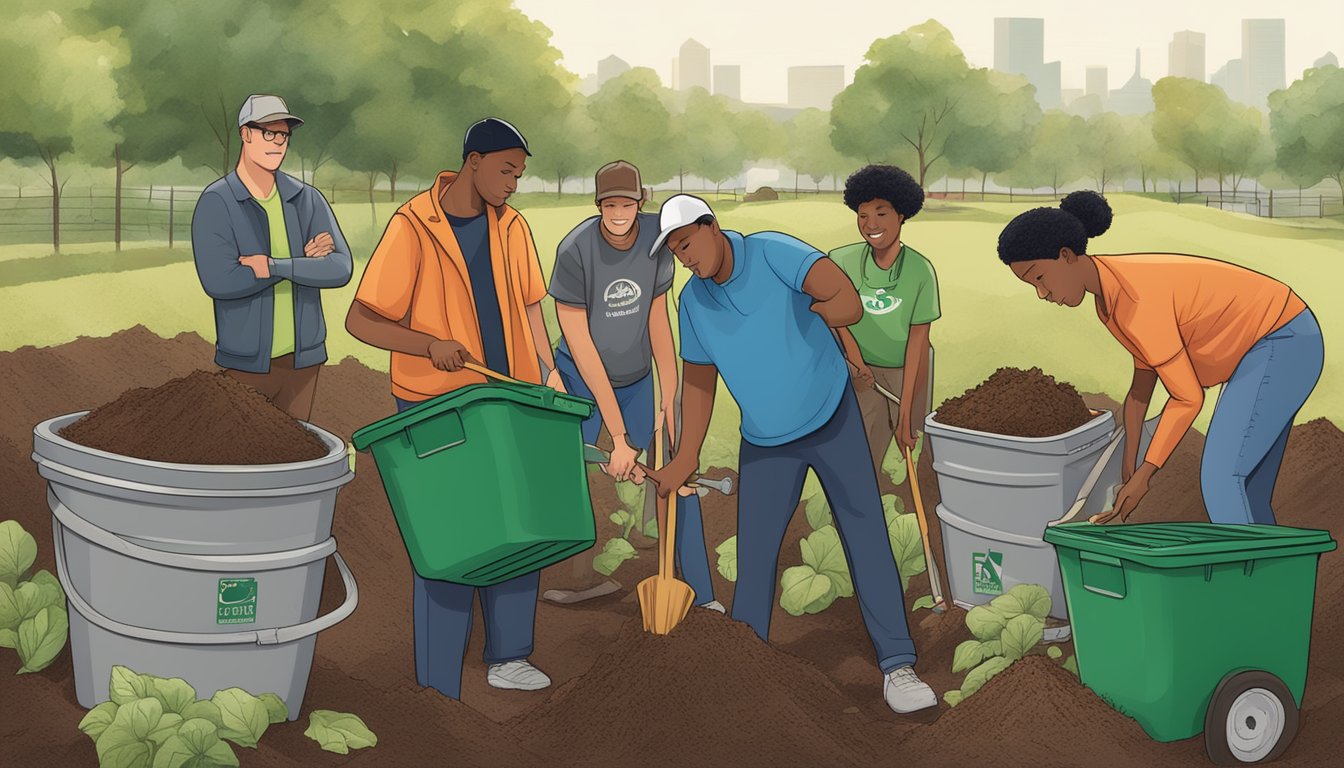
[{"left": 1205, "top": 670, "right": 1299, "bottom": 764}]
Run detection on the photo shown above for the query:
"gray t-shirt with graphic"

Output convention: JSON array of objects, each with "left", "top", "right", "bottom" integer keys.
[{"left": 549, "top": 213, "right": 674, "bottom": 387}]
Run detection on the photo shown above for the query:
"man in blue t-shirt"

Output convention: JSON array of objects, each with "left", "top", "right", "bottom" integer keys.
[{"left": 644, "top": 195, "right": 937, "bottom": 714}]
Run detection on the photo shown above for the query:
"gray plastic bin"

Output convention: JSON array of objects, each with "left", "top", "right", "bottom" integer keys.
[
  {"left": 32, "top": 413, "right": 358, "bottom": 719},
  {"left": 924, "top": 409, "right": 1156, "bottom": 620}
]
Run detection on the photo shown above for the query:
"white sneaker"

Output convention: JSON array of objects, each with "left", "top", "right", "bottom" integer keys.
[
  {"left": 699, "top": 600, "right": 726, "bottom": 614},
  {"left": 883, "top": 665, "right": 937, "bottom": 714},
  {"left": 487, "top": 660, "right": 552, "bottom": 691}
]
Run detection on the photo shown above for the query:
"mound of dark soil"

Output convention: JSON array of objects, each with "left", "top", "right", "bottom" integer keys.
[{"left": 936, "top": 367, "right": 1094, "bottom": 438}]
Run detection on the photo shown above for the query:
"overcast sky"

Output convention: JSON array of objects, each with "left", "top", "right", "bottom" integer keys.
[{"left": 514, "top": 0, "right": 1342, "bottom": 104}]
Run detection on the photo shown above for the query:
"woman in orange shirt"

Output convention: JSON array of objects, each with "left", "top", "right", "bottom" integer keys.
[{"left": 996, "top": 191, "right": 1324, "bottom": 526}]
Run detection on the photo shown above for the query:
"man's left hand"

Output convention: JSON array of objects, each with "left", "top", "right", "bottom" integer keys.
[
  {"left": 1091, "top": 463, "right": 1157, "bottom": 524},
  {"left": 240, "top": 254, "right": 270, "bottom": 279}
]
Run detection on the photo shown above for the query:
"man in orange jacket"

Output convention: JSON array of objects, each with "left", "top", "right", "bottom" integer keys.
[{"left": 346, "top": 118, "right": 564, "bottom": 700}]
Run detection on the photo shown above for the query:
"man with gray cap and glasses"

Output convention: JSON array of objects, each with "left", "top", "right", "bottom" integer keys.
[
  {"left": 191, "top": 94, "right": 352, "bottom": 421},
  {"left": 544, "top": 161, "right": 720, "bottom": 611}
]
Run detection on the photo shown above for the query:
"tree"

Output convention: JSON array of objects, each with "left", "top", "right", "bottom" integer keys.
[
  {"left": 587, "top": 68, "right": 678, "bottom": 186},
  {"left": 0, "top": 1, "right": 125, "bottom": 253},
  {"left": 944, "top": 69, "right": 1040, "bottom": 196},
  {"left": 831, "top": 21, "right": 979, "bottom": 187},
  {"left": 1153, "top": 76, "right": 1272, "bottom": 195},
  {"left": 998, "top": 110, "right": 1086, "bottom": 196},
  {"left": 1081, "top": 112, "right": 1136, "bottom": 192},
  {"left": 526, "top": 94, "right": 599, "bottom": 197},
  {"left": 678, "top": 89, "right": 749, "bottom": 193},
  {"left": 1269, "top": 65, "right": 1344, "bottom": 197},
  {"left": 783, "top": 109, "right": 853, "bottom": 192},
  {"left": 1130, "top": 114, "right": 1187, "bottom": 195}
]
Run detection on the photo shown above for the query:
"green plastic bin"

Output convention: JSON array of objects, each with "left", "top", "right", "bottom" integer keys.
[
  {"left": 352, "top": 383, "right": 597, "bottom": 587},
  {"left": 1045, "top": 522, "right": 1335, "bottom": 764}
]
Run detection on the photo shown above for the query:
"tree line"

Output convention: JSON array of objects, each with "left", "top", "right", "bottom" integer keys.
[{"left": 1, "top": 5, "right": 1341, "bottom": 254}]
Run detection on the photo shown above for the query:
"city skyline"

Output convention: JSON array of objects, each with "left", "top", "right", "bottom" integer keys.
[{"left": 515, "top": 0, "right": 1339, "bottom": 104}]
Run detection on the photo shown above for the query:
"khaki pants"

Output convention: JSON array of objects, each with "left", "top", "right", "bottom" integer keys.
[
  {"left": 854, "top": 347, "right": 934, "bottom": 477},
  {"left": 222, "top": 354, "right": 321, "bottom": 422}
]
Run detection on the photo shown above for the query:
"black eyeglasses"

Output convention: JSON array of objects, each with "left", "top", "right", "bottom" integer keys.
[{"left": 246, "top": 123, "right": 292, "bottom": 144}]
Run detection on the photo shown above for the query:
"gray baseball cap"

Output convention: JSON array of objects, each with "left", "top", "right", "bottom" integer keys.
[{"left": 237, "top": 94, "right": 303, "bottom": 128}]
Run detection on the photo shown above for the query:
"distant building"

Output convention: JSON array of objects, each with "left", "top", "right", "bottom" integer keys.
[
  {"left": 714, "top": 65, "right": 742, "bottom": 100},
  {"left": 1243, "top": 19, "right": 1286, "bottom": 107},
  {"left": 1109, "top": 49, "right": 1154, "bottom": 115},
  {"left": 677, "top": 39, "right": 711, "bottom": 92},
  {"left": 1062, "top": 88, "right": 1085, "bottom": 106},
  {"left": 1212, "top": 58, "right": 1246, "bottom": 103},
  {"left": 1067, "top": 93, "right": 1105, "bottom": 119},
  {"left": 993, "top": 18, "right": 1062, "bottom": 109},
  {"left": 597, "top": 55, "right": 630, "bottom": 87},
  {"left": 1169, "top": 31, "right": 1206, "bottom": 81},
  {"left": 1315, "top": 52, "right": 1339, "bottom": 69},
  {"left": 1085, "top": 66, "right": 1108, "bottom": 99},
  {"left": 787, "top": 65, "right": 845, "bottom": 110}
]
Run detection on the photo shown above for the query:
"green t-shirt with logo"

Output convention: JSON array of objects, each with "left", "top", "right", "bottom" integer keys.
[
  {"left": 255, "top": 186, "right": 294, "bottom": 358},
  {"left": 829, "top": 242, "right": 940, "bottom": 368}
]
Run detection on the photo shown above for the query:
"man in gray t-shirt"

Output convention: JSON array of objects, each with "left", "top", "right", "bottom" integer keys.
[{"left": 548, "top": 160, "right": 719, "bottom": 611}]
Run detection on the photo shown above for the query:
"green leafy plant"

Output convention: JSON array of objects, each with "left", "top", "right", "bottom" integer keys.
[
  {"left": 77, "top": 666, "right": 308, "bottom": 767},
  {"left": 594, "top": 479, "right": 646, "bottom": 577},
  {"left": 715, "top": 536, "right": 737, "bottom": 582},
  {"left": 945, "top": 584, "right": 1070, "bottom": 707},
  {"left": 592, "top": 538, "right": 638, "bottom": 577},
  {"left": 304, "top": 710, "right": 378, "bottom": 755},
  {"left": 780, "top": 526, "right": 854, "bottom": 615},
  {"left": 883, "top": 496, "right": 926, "bottom": 591},
  {"left": 0, "top": 519, "right": 69, "bottom": 673},
  {"left": 880, "top": 433, "right": 925, "bottom": 488}
]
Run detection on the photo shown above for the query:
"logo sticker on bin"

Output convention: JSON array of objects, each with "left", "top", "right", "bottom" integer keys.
[
  {"left": 973, "top": 550, "right": 1004, "bottom": 595},
  {"left": 217, "top": 578, "right": 258, "bottom": 625}
]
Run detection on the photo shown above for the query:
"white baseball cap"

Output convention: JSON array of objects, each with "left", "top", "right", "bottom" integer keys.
[
  {"left": 650, "top": 194, "right": 715, "bottom": 259},
  {"left": 237, "top": 94, "right": 303, "bottom": 128}
]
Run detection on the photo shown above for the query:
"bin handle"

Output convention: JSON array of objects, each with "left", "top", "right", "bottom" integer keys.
[
  {"left": 53, "top": 516, "right": 358, "bottom": 647},
  {"left": 49, "top": 489, "right": 335, "bottom": 572},
  {"left": 464, "top": 361, "right": 556, "bottom": 407}
]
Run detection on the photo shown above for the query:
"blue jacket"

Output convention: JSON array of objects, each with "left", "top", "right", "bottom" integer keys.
[{"left": 191, "top": 171, "right": 352, "bottom": 373}]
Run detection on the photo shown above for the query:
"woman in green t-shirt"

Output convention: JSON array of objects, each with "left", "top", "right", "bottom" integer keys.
[{"left": 831, "top": 165, "right": 941, "bottom": 474}]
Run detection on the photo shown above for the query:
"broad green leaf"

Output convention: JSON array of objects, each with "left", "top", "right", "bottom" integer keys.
[
  {"left": 1047, "top": 645, "right": 1063, "bottom": 660},
  {"left": 886, "top": 513, "right": 926, "bottom": 590},
  {"left": 715, "top": 537, "right": 738, "bottom": 582},
  {"left": 880, "top": 494, "right": 906, "bottom": 524},
  {"left": 0, "top": 582, "right": 21, "bottom": 631},
  {"left": 804, "top": 492, "right": 832, "bottom": 530},
  {"left": 201, "top": 740, "right": 241, "bottom": 767},
  {"left": 211, "top": 688, "right": 269, "bottom": 748},
  {"left": 988, "top": 584, "right": 1052, "bottom": 621},
  {"left": 97, "top": 698, "right": 165, "bottom": 768},
  {"left": 882, "top": 444, "right": 908, "bottom": 486},
  {"left": 801, "top": 526, "right": 852, "bottom": 598},
  {"left": 152, "top": 736, "right": 198, "bottom": 768},
  {"left": 982, "top": 640, "right": 1003, "bottom": 657},
  {"left": 153, "top": 719, "right": 238, "bottom": 768},
  {"left": 943, "top": 689, "right": 964, "bottom": 707},
  {"left": 1001, "top": 614, "right": 1045, "bottom": 661},
  {"left": 779, "top": 565, "right": 835, "bottom": 616},
  {"left": 18, "top": 605, "right": 68, "bottom": 674},
  {"left": 111, "top": 666, "right": 157, "bottom": 705},
  {"left": 29, "top": 569, "right": 66, "bottom": 606},
  {"left": 0, "top": 627, "right": 16, "bottom": 648},
  {"left": 591, "top": 537, "right": 638, "bottom": 576},
  {"left": 180, "top": 700, "right": 224, "bottom": 728},
  {"left": 18, "top": 578, "right": 64, "bottom": 621},
  {"left": 0, "top": 520, "right": 37, "bottom": 589},
  {"left": 304, "top": 710, "right": 378, "bottom": 755},
  {"left": 151, "top": 676, "right": 198, "bottom": 715},
  {"left": 1062, "top": 655, "right": 1079, "bottom": 677},
  {"left": 607, "top": 511, "right": 627, "bottom": 528},
  {"left": 961, "top": 656, "right": 1013, "bottom": 698},
  {"left": 952, "top": 640, "right": 992, "bottom": 674},
  {"left": 614, "top": 481, "right": 644, "bottom": 515},
  {"left": 149, "top": 713, "right": 184, "bottom": 745},
  {"left": 642, "top": 518, "right": 659, "bottom": 539},
  {"left": 79, "top": 701, "right": 120, "bottom": 742},
  {"left": 912, "top": 595, "right": 937, "bottom": 611},
  {"left": 180, "top": 718, "right": 222, "bottom": 753},
  {"left": 258, "top": 693, "right": 288, "bottom": 724},
  {"left": 965, "top": 605, "right": 1009, "bottom": 641}
]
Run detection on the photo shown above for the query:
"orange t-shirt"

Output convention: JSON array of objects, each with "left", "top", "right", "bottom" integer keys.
[
  {"left": 354, "top": 171, "right": 549, "bottom": 401},
  {"left": 1093, "top": 253, "right": 1307, "bottom": 467}
]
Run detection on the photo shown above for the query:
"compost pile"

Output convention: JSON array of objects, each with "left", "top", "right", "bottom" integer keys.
[
  {"left": 60, "top": 370, "right": 328, "bottom": 464},
  {"left": 936, "top": 367, "right": 1094, "bottom": 437}
]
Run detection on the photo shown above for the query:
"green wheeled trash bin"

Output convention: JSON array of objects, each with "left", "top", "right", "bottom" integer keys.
[
  {"left": 352, "top": 383, "right": 597, "bottom": 587},
  {"left": 1044, "top": 522, "right": 1336, "bottom": 765}
]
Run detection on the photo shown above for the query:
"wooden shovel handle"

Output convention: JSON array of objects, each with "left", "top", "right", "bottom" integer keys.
[
  {"left": 905, "top": 444, "right": 949, "bottom": 607},
  {"left": 462, "top": 361, "right": 530, "bottom": 387}
]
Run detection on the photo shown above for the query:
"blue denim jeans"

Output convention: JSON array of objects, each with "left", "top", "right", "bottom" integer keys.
[
  {"left": 1200, "top": 309, "right": 1325, "bottom": 525},
  {"left": 554, "top": 347, "right": 716, "bottom": 605},
  {"left": 396, "top": 397, "right": 538, "bottom": 700},
  {"left": 734, "top": 386, "right": 917, "bottom": 673}
]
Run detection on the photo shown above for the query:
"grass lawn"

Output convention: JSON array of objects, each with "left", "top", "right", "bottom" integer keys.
[{"left": 3, "top": 194, "right": 1341, "bottom": 467}]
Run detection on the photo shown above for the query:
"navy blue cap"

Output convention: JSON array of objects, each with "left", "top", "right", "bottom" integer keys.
[{"left": 462, "top": 118, "right": 531, "bottom": 161}]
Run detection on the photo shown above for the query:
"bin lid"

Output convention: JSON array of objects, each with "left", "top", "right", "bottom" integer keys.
[
  {"left": 1044, "top": 522, "right": 1337, "bottom": 568},
  {"left": 350, "top": 383, "right": 595, "bottom": 451}
]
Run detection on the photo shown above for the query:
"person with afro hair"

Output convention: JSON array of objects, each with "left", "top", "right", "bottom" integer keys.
[
  {"left": 830, "top": 165, "right": 941, "bottom": 473},
  {"left": 998, "top": 190, "right": 1324, "bottom": 527}
]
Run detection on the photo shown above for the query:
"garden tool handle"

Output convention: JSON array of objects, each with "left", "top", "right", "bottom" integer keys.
[
  {"left": 904, "top": 444, "right": 947, "bottom": 608},
  {"left": 1048, "top": 427, "right": 1125, "bottom": 528},
  {"left": 462, "top": 361, "right": 529, "bottom": 387}
]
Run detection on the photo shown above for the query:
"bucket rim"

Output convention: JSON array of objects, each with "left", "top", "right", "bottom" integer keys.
[
  {"left": 34, "top": 412, "right": 348, "bottom": 474},
  {"left": 924, "top": 408, "right": 1113, "bottom": 445}
]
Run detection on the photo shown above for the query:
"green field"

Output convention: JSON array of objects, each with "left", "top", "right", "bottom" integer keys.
[{"left": 3, "top": 194, "right": 1340, "bottom": 468}]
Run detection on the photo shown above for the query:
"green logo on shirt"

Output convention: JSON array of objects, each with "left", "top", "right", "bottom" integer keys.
[{"left": 861, "top": 289, "right": 901, "bottom": 316}]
